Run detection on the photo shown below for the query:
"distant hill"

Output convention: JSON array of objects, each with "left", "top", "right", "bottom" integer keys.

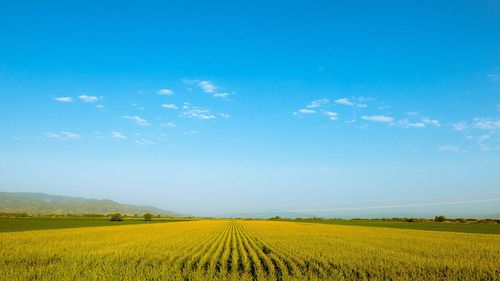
[{"left": 0, "top": 192, "right": 180, "bottom": 216}]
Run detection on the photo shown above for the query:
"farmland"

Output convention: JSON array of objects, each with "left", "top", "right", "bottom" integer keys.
[
  {"left": 0, "top": 217, "right": 189, "bottom": 233},
  {"left": 1, "top": 220, "right": 499, "bottom": 280},
  {"left": 293, "top": 218, "right": 500, "bottom": 234}
]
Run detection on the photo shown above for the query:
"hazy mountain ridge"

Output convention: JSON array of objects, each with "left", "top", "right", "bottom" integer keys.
[{"left": 0, "top": 192, "right": 180, "bottom": 216}]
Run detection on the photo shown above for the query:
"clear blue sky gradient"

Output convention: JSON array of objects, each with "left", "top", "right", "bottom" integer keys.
[{"left": 1, "top": 1, "right": 499, "bottom": 216}]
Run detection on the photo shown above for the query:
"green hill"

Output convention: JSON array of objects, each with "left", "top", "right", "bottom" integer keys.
[{"left": 0, "top": 192, "right": 180, "bottom": 216}]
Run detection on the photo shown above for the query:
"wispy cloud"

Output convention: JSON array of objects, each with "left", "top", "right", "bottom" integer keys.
[
  {"left": 198, "top": 80, "right": 216, "bottom": 93},
  {"left": 111, "top": 131, "right": 127, "bottom": 140},
  {"left": 473, "top": 118, "right": 500, "bottom": 130},
  {"left": 181, "top": 104, "right": 216, "bottom": 120},
  {"left": 335, "top": 97, "right": 367, "bottom": 108},
  {"left": 399, "top": 119, "right": 425, "bottom": 128},
  {"left": 452, "top": 121, "right": 468, "bottom": 131},
  {"left": 453, "top": 118, "right": 500, "bottom": 151},
  {"left": 335, "top": 98, "right": 354, "bottom": 106},
  {"left": 422, "top": 117, "right": 440, "bottom": 127},
  {"left": 362, "top": 115, "right": 394, "bottom": 123},
  {"left": 184, "top": 130, "right": 199, "bottom": 135},
  {"left": 78, "top": 95, "right": 98, "bottom": 103},
  {"left": 307, "top": 99, "right": 329, "bottom": 108},
  {"left": 323, "top": 111, "right": 338, "bottom": 120},
  {"left": 182, "top": 108, "right": 216, "bottom": 120},
  {"left": 283, "top": 198, "right": 500, "bottom": 213},
  {"left": 54, "top": 97, "right": 72, "bottom": 103},
  {"left": 438, "top": 145, "right": 462, "bottom": 153},
  {"left": 161, "top": 103, "right": 178, "bottom": 110},
  {"left": 158, "top": 89, "right": 174, "bottom": 96},
  {"left": 123, "top": 115, "right": 151, "bottom": 126},
  {"left": 134, "top": 138, "right": 156, "bottom": 146},
  {"left": 161, "top": 122, "right": 177, "bottom": 129},
  {"left": 44, "top": 131, "right": 80, "bottom": 140},
  {"left": 182, "top": 79, "right": 232, "bottom": 98},
  {"left": 298, "top": 109, "right": 316, "bottom": 114},
  {"left": 213, "top": 92, "right": 229, "bottom": 98}
]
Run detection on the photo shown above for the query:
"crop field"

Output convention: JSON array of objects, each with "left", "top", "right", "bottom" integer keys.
[{"left": 1, "top": 220, "right": 499, "bottom": 280}]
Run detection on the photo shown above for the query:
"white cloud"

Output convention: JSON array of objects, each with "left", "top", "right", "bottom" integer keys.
[
  {"left": 198, "top": 80, "right": 217, "bottom": 93},
  {"left": 452, "top": 121, "right": 468, "bottom": 131},
  {"left": 158, "top": 89, "right": 174, "bottom": 96},
  {"left": 213, "top": 92, "right": 229, "bottom": 98},
  {"left": 411, "top": 122, "right": 426, "bottom": 128},
  {"left": 183, "top": 79, "right": 231, "bottom": 98},
  {"left": 161, "top": 122, "right": 177, "bottom": 129},
  {"left": 182, "top": 107, "right": 216, "bottom": 120},
  {"left": 298, "top": 109, "right": 316, "bottom": 114},
  {"left": 123, "top": 115, "right": 151, "bottom": 126},
  {"left": 54, "top": 97, "right": 72, "bottom": 103},
  {"left": 219, "top": 113, "right": 231, "bottom": 119},
  {"left": 323, "top": 111, "right": 338, "bottom": 121},
  {"left": 307, "top": 99, "right": 329, "bottom": 108},
  {"left": 335, "top": 97, "right": 367, "bottom": 108},
  {"left": 362, "top": 115, "right": 394, "bottom": 123},
  {"left": 400, "top": 119, "right": 426, "bottom": 128},
  {"left": 335, "top": 98, "right": 354, "bottom": 106},
  {"left": 44, "top": 131, "right": 80, "bottom": 140},
  {"left": 111, "top": 131, "right": 127, "bottom": 140},
  {"left": 161, "top": 103, "right": 178, "bottom": 110},
  {"left": 473, "top": 118, "right": 500, "bottom": 130},
  {"left": 78, "top": 95, "right": 98, "bottom": 103},
  {"left": 477, "top": 135, "right": 490, "bottom": 143},
  {"left": 438, "top": 145, "right": 462, "bottom": 153},
  {"left": 422, "top": 117, "right": 440, "bottom": 127}
]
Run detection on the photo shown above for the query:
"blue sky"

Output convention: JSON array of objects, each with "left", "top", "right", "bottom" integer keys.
[{"left": 1, "top": 1, "right": 499, "bottom": 217}]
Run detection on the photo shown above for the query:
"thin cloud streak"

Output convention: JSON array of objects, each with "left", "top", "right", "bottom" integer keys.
[{"left": 283, "top": 198, "right": 500, "bottom": 213}]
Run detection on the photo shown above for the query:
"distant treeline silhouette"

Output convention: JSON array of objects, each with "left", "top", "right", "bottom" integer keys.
[{"left": 268, "top": 215, "right": 500, "bottom": 224}]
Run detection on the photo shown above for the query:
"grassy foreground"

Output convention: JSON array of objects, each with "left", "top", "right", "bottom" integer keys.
[
  {"left": 1, "top": 220, "right": 499, "bottom": 280},
  {"left": 0, "top": 217, "right": 188, "bottom": 233}
]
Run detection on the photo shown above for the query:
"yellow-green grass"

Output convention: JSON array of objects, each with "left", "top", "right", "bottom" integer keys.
[{"left": 1, "top": 220, "right": 499, "bottom": 280}]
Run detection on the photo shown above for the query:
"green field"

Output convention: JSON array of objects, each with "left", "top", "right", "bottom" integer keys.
[
  {"left": 0, "top": 217, "right": 189, "bottom": 233},
  {"left": 294, "top": 219, "right": 500, "bottom": 234}
]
